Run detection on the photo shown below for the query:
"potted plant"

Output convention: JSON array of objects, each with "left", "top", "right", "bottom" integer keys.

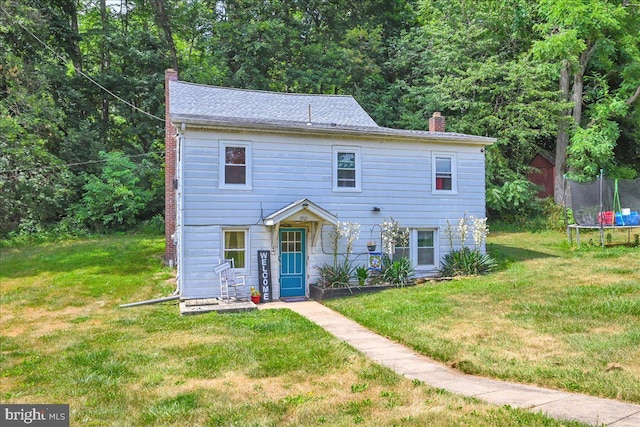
[
  {"left": 250, "top": 287, "right": 261, "bottom": 304},
  {"left": 356, "top": 266, "right": 368, "bottom": 286},
  {"left": 367, "top": 241, "right": 377, "bottom": 252}
]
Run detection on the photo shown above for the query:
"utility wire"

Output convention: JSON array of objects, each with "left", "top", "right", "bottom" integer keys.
[
  {"left": 0, "top": 4, "right": 166, "bottom": 122},
  {"left": 0, "top": 151, "right": 164, "bottom": 176}
]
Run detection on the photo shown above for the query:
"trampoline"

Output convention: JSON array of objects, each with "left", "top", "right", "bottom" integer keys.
[{"left": 566, "top": 172, "right": 640, "bottom": 247}]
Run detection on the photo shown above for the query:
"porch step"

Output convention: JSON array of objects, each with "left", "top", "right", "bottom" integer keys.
[{"left": 179, "top": 298, "right": 257, "bottom": 315}]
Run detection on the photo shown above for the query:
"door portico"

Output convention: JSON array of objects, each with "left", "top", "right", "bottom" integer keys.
[{"left": 263, "top": 199, "right": 338, "bottom": 299}]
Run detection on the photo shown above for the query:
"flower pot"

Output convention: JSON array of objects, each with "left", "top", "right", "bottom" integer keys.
[
  {"left": 367, "top": 245, "right": 376, "bottom": 252},
  {"left": 251, "top": 295, "right": 261, "bottom": 304}
]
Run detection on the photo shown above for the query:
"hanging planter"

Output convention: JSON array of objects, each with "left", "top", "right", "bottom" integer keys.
[{"left": 367, "top": 241, "right": 376, "bottom": 252}]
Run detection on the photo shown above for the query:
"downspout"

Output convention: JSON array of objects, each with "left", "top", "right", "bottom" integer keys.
[{"left": 175, "top": 123, "right": 186, "bottom": 295}]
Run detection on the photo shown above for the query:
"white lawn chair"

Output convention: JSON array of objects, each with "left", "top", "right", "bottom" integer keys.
[{"left": 214, "top": 259, "right": 247, "bottom": 301}]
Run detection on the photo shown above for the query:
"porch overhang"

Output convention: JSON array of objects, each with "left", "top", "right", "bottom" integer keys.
[{"left": 263, "top": 198, "right": 338, "bottom": 226}]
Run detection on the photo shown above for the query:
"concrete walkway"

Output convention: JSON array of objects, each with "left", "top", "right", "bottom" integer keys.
[{"left": 260, "top": 300, "right": 640, "bottom": 427}]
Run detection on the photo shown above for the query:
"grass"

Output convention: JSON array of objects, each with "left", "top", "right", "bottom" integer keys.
[
  {"left": 0, "top": 233, "right": 590, "bottom": 426},
  {"left": 326, "top": 228, "right": 640, "bottom": 403}
]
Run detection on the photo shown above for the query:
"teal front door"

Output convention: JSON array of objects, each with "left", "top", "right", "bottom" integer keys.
[{"left": 279, "top": 228, "right": 306, "bottom": 297}]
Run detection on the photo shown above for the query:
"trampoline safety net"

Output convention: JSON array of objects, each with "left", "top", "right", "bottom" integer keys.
[{"left": 568, "top": 177, "right": 640, "bottom": 226}]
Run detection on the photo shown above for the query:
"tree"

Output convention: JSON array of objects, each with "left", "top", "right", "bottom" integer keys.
[
  {"left": 533, "top": 0, "right": 640, "bottom": 199},
  {"left": 0, "top": 0, "right": 73, "bottom": 236},
  {"left": 389, "top": 0, "right": 560, "bottom": 217},
  {"left": 71, "top": 151, "right": 152, "bottom": 231}
]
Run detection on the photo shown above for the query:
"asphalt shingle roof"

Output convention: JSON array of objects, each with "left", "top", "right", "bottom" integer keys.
[
  {"left": 169, "top": 81, "right": 379, "bottom": 128},
  {"left": 168, "top": 79, "right": 496, "bottom": 146}
]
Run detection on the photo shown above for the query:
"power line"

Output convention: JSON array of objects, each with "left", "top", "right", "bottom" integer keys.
[
  {"left": 0, "top": 4, "right": 166, "bottom": 122},
  {"left": 0, "top": 151, "right": 164, "bottom": 176}
]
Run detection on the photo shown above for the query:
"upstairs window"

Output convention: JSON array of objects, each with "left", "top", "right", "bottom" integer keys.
[
  {"left": 225, "top": 147, "right": 246, "bottom": 184},
  {"left": 220, "top": 141, "right": 252, "bottom": 189},
  {"left": 333, "top": 146, "right": 361, "bottom": 192},
  {"left": 432, "top": 153, "right": 457, "bottom": 193}
]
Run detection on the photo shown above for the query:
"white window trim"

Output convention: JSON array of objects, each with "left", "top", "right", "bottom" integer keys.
[
  {"left": 392, "top": 228, "right": 438, "bottom": 271},
  {"left": 219, "top": 140, "right": 252, "bottom": 190},
  {"left": 432, "top": 152, "right": 457, "bottom": 194},
  {"left": 332, "top": 145, "right": 362, "bottom": 192},
  {"left": 222, "top": 228, "right": 250, "bottom": 274},
  {"left": 411, "top": 228, "right": 438, "bottom": 270}
]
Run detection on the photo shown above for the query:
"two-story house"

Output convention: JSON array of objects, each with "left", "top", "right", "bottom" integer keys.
[{"left": 164, "top": 69, "right": 495, "bottom": 300}]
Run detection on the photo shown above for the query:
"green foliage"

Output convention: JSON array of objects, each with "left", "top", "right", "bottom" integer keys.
[
  {"left": 355, "top": 265, "right": 368, "bottom": 286},
  {"left": 1, "top": 0, "right": 638, "bottom": 231},
  {"left": 381, "top": 256, "right": 415, "bottom": 287},
  {"left": 486, "top": 177, "right": 539, "bottom": 218},
  {"left": 489, "top": 199, "right": 575, "bottom": 232},
  {"left": 532, "top": 0, "right": 640, "bottom": 193},
  {"left": 440, "top": 247, "right": 497, "bottom": 277},
  {"left": 139, "top": 214, "right": 165, "bottom": 235},
  {"left": 539, "top": 199, "right": 574, "bottom": 231},
  {"left": 315, "top": 261, "right": 355, "bottom": 288},
  {"left": 71, "top": 151, "right": 152, "bottom": 231},
  {"left": 0, "top": 53, "right": 72, "bottom": 237},
  {"left": 390, "top": 1, "right": 563, "bottom": 218},
  {"left": 567, "top": 121, "right": 619, "bottom": 180}
]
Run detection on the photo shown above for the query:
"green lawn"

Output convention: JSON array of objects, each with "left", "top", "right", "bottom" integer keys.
[
  {"left": 327, "top": 228, "right": 640, "bottom": 403},
  {"left": 0, "top": 233, "right": 591, "bottom": 426}
]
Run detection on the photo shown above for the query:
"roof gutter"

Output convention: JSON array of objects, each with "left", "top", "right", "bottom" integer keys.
[{"left": 170, "top": 115, "right": 496, "bottom": 146}]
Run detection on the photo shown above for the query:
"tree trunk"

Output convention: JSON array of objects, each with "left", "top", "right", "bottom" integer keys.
[
  {"left": 555, "top": 45, "right": 594, "bottom": 205},
  {"left": 572, "top": 67, "right": 583, "bottom": 126},
  {"left": 100, "top": 0, "right": 109, "bottom": 124},
  {"left": 67, "top": 0, "right": 83, "bottom": 73},
  {"left": 152, "top": 0, "right": 179, "bottom": 73},
  {"left": 625, "top": 83, "right": 640, "bottom": 105},
  {"left": 572, "top": 45, "right": 594, "bottom": 127},
  {"left": 554, "top": 60, "right": 571, "bottom": 205}
]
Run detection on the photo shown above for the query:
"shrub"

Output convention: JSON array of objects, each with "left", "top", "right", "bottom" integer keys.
[
  {"left": 381, "top": 256, "right": 415, "bottom": 287},
  {"left": 440, "top": 247, "right": 497, "bottom": 277},
  {"left": 140, "top": 214, "right": 165, "bottom": 234},
  {"left": 315, "top": 261, "right": 355, "bottom": 288},
  {"left": 355, "top": 265, "right": 368, "bottom": 286},
  {"left": 71, "top": 151, "right": 152, "bottom": 231},
  {"left": 486, "top": 178, "right": 539, "bottom": 220}
]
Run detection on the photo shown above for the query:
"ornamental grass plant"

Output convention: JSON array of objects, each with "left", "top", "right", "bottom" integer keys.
[{"left": 441, "top": 215, "right": 497, "bottom": 276}]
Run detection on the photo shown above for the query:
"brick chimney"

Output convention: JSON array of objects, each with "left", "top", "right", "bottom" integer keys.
[
  {"left": 428, "top": 112, "right": 445, "bottom": 132},
  {"left": 165, "top": 68, "right": 178, "bottom": 265}
]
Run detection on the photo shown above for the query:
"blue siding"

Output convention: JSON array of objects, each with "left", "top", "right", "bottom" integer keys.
[{"left": 177, "top": 129, "right": 488, "bottom": 299}]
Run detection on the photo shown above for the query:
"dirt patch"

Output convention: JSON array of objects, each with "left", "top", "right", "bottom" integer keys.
[
  {"left": 589, "top": 324, "right": 627, "bottom": 335},
  {"left": 1, "top": 303, "right": 104, "bottom": 338},
  {"left": 441, "top": 315, "right": 572, "bottom": 363}
]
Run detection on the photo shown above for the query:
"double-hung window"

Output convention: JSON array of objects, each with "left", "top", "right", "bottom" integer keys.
[
  {"left": 219, "top": 141, "right": 252, "bottom": 189},
  {"left": 333, "top": 146, "right": 361, "bottom": 192},
  {"left": 416, "top": 230, "right": 436, "bottom": 266},
  {"left": 432, "top": 153, "right": 457, "bottom": 193},
  {"left": 392, "top": 229, "right": 437, "bottom": 270},
  {"left": 223, "top": 229, "right": 248, "bottom": 271}
]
